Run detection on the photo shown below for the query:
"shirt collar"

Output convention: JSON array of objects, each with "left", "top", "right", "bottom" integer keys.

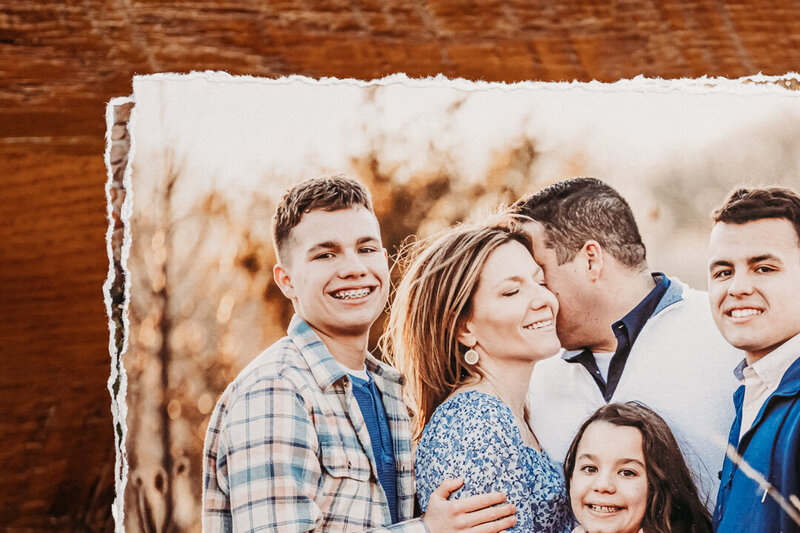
[
  {"left": 561, "top": 348, "right": 583, "bottom": 362},
  {"left": 288, "top": 315, "right": 348, "bottom": 391},
  {"left": 288, "top": 314, "right": 403, "bottom": 391},
  {"left": 366, "top": 352, "right": 405, "bottom": 387},
  {"left": 733, "top": 358, "right": 747, "bottom": 381},
  {"left": 732, "top": 331, "right": 800, "bottom": 385},
  {"left": 652, "top": 274, "right": 684, "bottom": 315},
  {"left": 611, "top": 272, "right": 671, "bottom": 347},
  {"left": 561, "top": 273, "right": 677, "bottom": 362}
]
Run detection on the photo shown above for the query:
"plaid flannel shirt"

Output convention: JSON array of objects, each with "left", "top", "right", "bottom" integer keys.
[{"left": 203, "top": 315, "right": 428, "bottom": 533}]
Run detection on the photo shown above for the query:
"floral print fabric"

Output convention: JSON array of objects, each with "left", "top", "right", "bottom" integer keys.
[{"left": 416, "top": 391, "right": 573, "bottom": 533}]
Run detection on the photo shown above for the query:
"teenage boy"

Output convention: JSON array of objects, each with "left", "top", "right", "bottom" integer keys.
[
  {"left": 512, "top": 177, "right": 742, "bottom": 507},
  {"left": 203, "top": 176, "right": 516, "bottom": 532},
  {"left": 708, "top": 187, "right": 800, "bottom": 533}
]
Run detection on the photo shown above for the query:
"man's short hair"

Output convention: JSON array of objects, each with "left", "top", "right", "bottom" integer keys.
[
  {"left": 512, "top": 177, "right": 647, "bottom": 269},
  {"left": 712, "top": 186, "right": 800, "bottom": 244},
  {"left": 272, "top": 175, "right": 374, "bottom": 262}
]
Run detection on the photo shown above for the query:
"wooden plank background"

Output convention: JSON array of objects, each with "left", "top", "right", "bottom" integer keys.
[{"left": 1, "top": 0, "right": 799, "bottom": 529}]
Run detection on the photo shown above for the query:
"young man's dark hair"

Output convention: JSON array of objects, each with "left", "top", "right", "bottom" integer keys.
[
  {"left": 712, "top": 186, "right": 800, "bottom": 242},
  {"left": 512, "top": 177, "right": 647, "bottom": 269},
  {"left": 272, "top": 174, "right": 374, "bottom": 262}
]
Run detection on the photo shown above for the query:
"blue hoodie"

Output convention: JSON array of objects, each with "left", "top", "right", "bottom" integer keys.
[{"left": 713, "top": 356, "right": 800, "bottom": 532}]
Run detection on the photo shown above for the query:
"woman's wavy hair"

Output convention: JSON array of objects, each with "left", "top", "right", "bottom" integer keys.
[
  {"left": 381, "top": 216, "right": 532, "bottom": 441},
  {"left": 563, "top": 402, "right": 711, "bottom": 533}
]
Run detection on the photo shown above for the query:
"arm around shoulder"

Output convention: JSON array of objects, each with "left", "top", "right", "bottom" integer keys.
[
  {"left": 416, "top": 396, "right": 522, "bottom": 506},
  {"left": 417, "top": 395, "right": 571, "bottom": 533}
]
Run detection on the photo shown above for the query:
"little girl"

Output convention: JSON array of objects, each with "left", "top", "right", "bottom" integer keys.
[{"left": 563, "top": 402, "right": 711, "bottom": 533}]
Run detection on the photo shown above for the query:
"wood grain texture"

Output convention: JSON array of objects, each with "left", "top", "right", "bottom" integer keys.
[
  {"left": 1, "top": 0, "right": 799, "bottom": 529},
  {"left": 0, "top": 145, "right": 114, "bottom": 529}
]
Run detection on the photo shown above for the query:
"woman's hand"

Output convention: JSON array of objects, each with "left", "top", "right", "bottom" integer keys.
[{"left": 422, "top": 477, "right": 517, "bottom": 532}]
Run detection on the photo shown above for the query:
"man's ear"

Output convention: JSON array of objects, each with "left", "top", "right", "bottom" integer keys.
[
  {"left": 582, "top": 240, "right": 604, "bottom": 282},
  {"left": 273, "top": 263, "right": 296, "bottom": 299},
  {"left": 456, "top": 320, "right": 477, "bottom": 350}
]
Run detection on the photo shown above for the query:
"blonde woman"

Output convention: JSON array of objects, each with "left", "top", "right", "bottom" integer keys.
[{"left": 384, "top": 221, "right": 573, "bottom": 533}]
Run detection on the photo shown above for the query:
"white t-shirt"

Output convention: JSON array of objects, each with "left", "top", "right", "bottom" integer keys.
[{"left": 336, "top": 361, "right": 370, "bottom": 381}]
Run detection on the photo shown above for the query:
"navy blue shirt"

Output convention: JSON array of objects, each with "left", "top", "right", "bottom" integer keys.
[
  {"left": 566, "top": 273, "right": 670, "bottom": 401},
  {"left": 350, "top": 372, "right": 399, "bottom": 523}
]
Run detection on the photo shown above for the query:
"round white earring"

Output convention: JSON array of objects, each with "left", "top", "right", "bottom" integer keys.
[{"left": 464, "top": 347, "right": 479, "bottom": 365}]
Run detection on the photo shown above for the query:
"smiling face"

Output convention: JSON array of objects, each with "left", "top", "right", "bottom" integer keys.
[
  {"left": 570, "top": 421, "right": 648, "bottom": 533},
  {"left": 461, "top": 239, "right": 561, "bottom": 363},
  {"left": 523, "top": 221, "right": 601, "bottom": 351},
  {"left": 708, "top": 218, "right": 800, "bottom": 364},
  {"left": 273, "top": 206, "right": 389, "bottom": 340}
]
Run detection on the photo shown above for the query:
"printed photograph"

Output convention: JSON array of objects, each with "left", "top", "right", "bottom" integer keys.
[{"left": 114, "top": 73, "right": 800, "bottom": 532}]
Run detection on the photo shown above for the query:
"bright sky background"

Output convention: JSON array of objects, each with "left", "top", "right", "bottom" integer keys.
[{"left": 129, "top": 73, "right": 800, "bottom": 286}]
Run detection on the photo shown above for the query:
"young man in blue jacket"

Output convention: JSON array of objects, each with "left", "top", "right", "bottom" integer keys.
[{"left": 708, "top": 186, "right": 800, "bottom": 533}]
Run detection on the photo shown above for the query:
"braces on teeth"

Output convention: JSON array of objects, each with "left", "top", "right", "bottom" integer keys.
[{"left": 334, "top": 288, "right": 372, "bottom": 299}]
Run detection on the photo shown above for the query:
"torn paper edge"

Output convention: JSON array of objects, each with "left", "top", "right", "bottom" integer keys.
[
  {"left": 131, "top": 71, "right": 800, "bottom": 97},
  {"left": 104, "top": 95, "right": 135, "bottom": 533},
  {"left": 110, "top": 71, "right": 800, "bottom": 529}
]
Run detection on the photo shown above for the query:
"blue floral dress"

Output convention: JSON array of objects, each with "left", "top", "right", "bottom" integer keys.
[{"left": 415, "top": 391, "right": 573, "bottom": 533}]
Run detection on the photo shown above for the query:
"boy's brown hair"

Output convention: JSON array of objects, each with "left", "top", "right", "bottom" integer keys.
[
  {"left": 712, "top": 186, "right": 800, "bottom": 243},
  {"left": 272, "top": 175, "right": 374, "bottom": 262}
]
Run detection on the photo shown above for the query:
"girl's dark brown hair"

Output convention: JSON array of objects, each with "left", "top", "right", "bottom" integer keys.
[{"left": 563, "top": 401, "right": 712, "bottom": 533}]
